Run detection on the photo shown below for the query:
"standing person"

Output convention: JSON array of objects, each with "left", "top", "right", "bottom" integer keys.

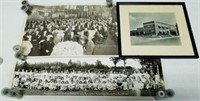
[
  {"left": 132, "top": 79, "right": 142, "bottom": 96},
  {"left": 116, "top": 75, "right": 123, "bottom": 90},
  {"left": 78, "top": 32, "right": 87, "bottom": 46},
  {"left": 127, "top": 77, "right": 133, "bottom": 90},
  {"left": 84, "top": 38, "right": 95, "bottom": 55},
  {"left": 102, "top": 26, "right": 108, "bottom": 41},
  {"left": 122, "top": 79, "right": 128, "bottom": 90},
  {"left": 63, "top": 27, "right": 71, "bottom": 41},
  {"left": 13, "top": 75, "right": 20, "bottom": 87},
  {"left": 72, "top": 25, "right": 79, "bottom": 42},
  {"left": 92, "top": 29, "right": 101, "bottom": 44},
  {"left": 83, "top": 28, "right": 89, "bottom": 38},
  {"left": 29, "top": 31, "right": 41, "bottom": 56},
  {"left": 97, "top": 80, "right": 103, "bottom": 90}
]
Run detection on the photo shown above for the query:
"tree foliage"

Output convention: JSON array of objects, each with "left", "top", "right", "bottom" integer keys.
[
  {"left": 15, "top": 58, "right": 162, "bottom": 77},
  {"left": 110, "top": 57, "right": 120, "bottom": 67}
]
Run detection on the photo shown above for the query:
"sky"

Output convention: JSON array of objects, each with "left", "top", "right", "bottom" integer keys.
[
  {"left": 17, "top": 57, "right": 143, "bottom": 69},
  {"left": 129, "top": 13, "right": 177, "bottom": 31}
]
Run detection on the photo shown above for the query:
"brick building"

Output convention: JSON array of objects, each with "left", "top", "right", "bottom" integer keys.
[{"left": 131, "top": 21, "right": 179, "bottom": 37}]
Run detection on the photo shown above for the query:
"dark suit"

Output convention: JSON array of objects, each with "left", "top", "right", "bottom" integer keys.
[{"left": 40, "top": 40, "right": 54, "bottom": 56}]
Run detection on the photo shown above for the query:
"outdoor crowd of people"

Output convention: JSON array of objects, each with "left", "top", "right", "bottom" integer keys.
[
  {"left": 12, "top": 69, "right": 164, "bottom": 91},
  {"left": 22, "top": 17, "right": 118, "bottom": 56}
]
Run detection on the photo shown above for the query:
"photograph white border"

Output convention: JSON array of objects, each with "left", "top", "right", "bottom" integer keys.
[
  {"left": 18, "top": 4, "right": 119, "bottom": 57},
  {"left": 118, "top": 4, "right": 196, "bottom": 56},
  {"left": 9, "top": 56, "right": 168, "bottom": 99}
]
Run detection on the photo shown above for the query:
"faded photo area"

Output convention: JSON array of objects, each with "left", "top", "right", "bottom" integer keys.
[
  {"left": 21, "top": 5, "right": 118, "bottom": 56},
  {"left": 12, "top": 57, "right": 165, "bottom": 96},
  {"left": 129, "top": 13, "right": 181, "bottom": 46}
]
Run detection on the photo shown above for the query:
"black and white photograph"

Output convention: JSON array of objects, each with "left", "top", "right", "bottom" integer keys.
[
  {"left": 11, "top": 57, "right": 166, "bottom": 96},
  {"left": 117, "top": 2, "right": 198, "bottom": 58},
  {"left": 21, "top": 5, "right": 118, "bottom": 56},
  {"left": 129, "top": 13, "right": 181, "bottom": 45}
]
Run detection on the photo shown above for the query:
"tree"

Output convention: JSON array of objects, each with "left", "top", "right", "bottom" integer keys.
[
  {"left": 120, "top": 57, "right": 127, "bottom": 71},
  {"left": 110, "top": 57, "right": 120, "bottom": 67},
  {"left": 96, "top": 60, "right": 102, "bottom": 67},
  {"left": 68, "top": 59, "right": 73, "bottom": 66},
  {"left": 83, "top": 62, "right": 89, "bottom": 66},
  {"left": 76, "top": 60, "right": 81, "bottom": 66}
]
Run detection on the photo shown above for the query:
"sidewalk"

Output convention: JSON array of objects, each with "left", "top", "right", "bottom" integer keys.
[{"left": 131, "top": 36, "right": 181, "bottom": 45}]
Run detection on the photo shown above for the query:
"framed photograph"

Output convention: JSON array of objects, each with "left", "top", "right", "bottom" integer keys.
[
  {"left": 20, "top": 5, "right": 118, "bottom": 57},
  {"left": 11, "top": 57, "right": 166, "bottom": 98},
  {"left": 117, "top": 2, "right": 199, "bottom": 58}
]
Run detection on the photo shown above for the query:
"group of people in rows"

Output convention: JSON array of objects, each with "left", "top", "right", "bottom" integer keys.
[
  {"left": 13, "top": 69, "right": 164, "bottom": 92},
  {"left": 21, "top": 17, "right": 118, "bottom": 56}
]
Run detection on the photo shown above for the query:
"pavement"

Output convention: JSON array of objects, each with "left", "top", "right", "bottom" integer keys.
[
  {"left": 93, "top": 34, "right": 118, "bottom": 55},
  {"left": 131, "top": 36, "right": 181, "bottom": 45}
]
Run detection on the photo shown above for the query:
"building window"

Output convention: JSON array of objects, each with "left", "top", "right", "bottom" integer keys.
[
  {"left": 151, "top": 29, "right": 155, "bottom": 33},
  {"left": 158, "top": 31, "right": 162, "bottom": 35}
]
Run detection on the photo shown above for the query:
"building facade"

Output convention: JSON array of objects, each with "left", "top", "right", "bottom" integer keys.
[{"left": 130, "top": 21, "right": 179, "bottom": 37}]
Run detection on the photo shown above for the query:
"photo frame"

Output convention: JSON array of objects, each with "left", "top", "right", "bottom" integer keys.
[{"left": 117, "top": 2, "right": 199, "bottom": 58}]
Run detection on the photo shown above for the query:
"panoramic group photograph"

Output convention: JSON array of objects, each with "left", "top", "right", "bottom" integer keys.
[{"left": 12, "top": 57, "right": 165, "bottom": 96}]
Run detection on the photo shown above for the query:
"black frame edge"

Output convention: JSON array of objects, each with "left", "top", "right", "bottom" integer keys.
[
  {"left": 181, "top": 3, "right": 199, "bottom": 58},
  {"left": 116, "top": 2, "right": 199, "bottom": 59},
  {"left": 117, "top": 2, "right": 123, "bottom": 57}
]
